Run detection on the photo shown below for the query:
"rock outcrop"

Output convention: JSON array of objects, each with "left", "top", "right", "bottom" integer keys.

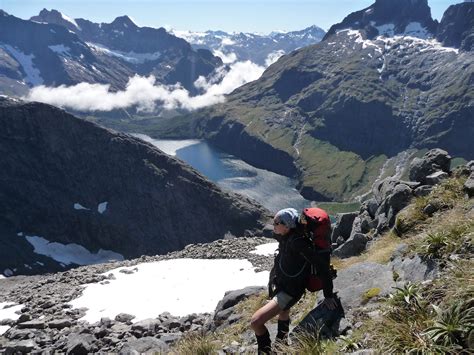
[
  {"left": 0, "top": 97, "right": 269, "bottom": 275},
  {"left": 324, "top": 0, "right": 438, "bottom": 40},
  {"left": 332, "top": 149, "right": 471, "bottom": 258},
  {"left": 436, "top": 2, "right": 474, "bottom": 51}
]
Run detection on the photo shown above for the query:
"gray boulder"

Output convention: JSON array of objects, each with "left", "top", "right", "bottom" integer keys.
[
  {"left": 425, "top": 171, "right": 449, "bottom": 185},
  {"left": 387, "top": 184, "right": 413, "bottom": 213},
  {"left": 414, "top": 185, "right": 433, "bottom": 197},
  {"left": 3, "top": 340, "right": 37, "bottom": 354},
  {"left": 464, "top": 172, "right": 474, "bottom": 198},
  {"left": 333, "top": 233, "right": 368, "bottom": 258},
  {"left": 214, "top": 286, "right": 265, "bottom": 315},
  {"left": 131, "top": 318, "right": 161, "bottom": 335},
  {"left": 119, "top": 337, "right": 169, "bottom": 354},
  {"left": 375, "top": 214, "right": 389, "bottom": 234},
  {"left": 213, "top": 286, "right": 265, "bottom": 330},
  {"left": 330, "top": 262, "right": 396, "bottom": 314},
  {"left": 17, "top": 320, "right": 45, "bottom": 329},
  {"left": 390, "top": 255, "right": 438, "bottom": 282},
  {"left": 409, "top": 149, "right": 451, "bottom": 184},
  {"left": 48, "top": 318, "right": 73, "bottom": 329},
  {"left": 331, "top": 212, "right": 358, "bottom": 242},
  {"left": 366, "top": 198, "right": 379, "bottom": 219},
  {"left": 115, "top": 313, "right": 136, "bottom": 323},
  {"left": 66, "top": 333, "right": 96, "bottom": 355}
]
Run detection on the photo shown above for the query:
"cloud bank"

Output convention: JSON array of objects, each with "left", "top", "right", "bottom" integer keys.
[{"left": 25, "top": 52, "right": 284, "bottom": 112}]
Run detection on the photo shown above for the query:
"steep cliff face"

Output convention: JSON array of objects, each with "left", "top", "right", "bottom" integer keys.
[
  {"left": 0, "top": 97, "right": 269, "bottom": 274},
  {"left": 436, "top": 2, "right": 474, "bottom": 51},
  {"left": 324, "top": 0, "right": 438, "bottom": 40}
]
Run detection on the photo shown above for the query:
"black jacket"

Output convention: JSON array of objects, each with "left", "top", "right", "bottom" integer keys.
[{"left": 269, "top": 230, "right": 334, "bottom": 299}]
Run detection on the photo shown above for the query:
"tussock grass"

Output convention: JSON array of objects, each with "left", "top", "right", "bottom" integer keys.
[
  {"left": 274, "top": 331, "right": 335, "bottom": 354},
  {"left": 332, "top": 231, "right": 402, "bottom": 270},
  {"left": 170, "top": 331, "right": 218, "bottom": 355}
]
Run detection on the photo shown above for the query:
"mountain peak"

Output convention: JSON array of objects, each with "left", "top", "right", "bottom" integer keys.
[
  {"left": 111, "top": 15, "right": 138, "bottom": 28},
  {"left": 324, "top": 0, "right": 437, "bottom": 40},
  {"left": 31, "top": 8, "right": 80, "bottom": 30}
]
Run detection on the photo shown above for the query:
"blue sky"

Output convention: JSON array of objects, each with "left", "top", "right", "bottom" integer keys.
[{"left": 1, "top": 0, "right": 462, "bottom": 33}]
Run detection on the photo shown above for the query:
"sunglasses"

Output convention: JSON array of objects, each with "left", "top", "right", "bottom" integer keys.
[{"left": 273, "top": 220, "right": 285, "bottom": 226}]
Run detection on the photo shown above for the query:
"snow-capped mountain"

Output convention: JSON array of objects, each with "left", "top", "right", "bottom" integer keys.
[
  {"left": 0, "top": 9, "right": 222, "bottom": 97},
  {"left": 190, "top": 0, "right": 473, "bottom": 202},
  {"left": 324, "top": 0, "right": 438, "bottom": 40},
  {"left": 171, "top": 25, "right": 326, "bottom": 66}
]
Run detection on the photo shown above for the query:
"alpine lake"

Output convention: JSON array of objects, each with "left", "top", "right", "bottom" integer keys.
[{"left": 134, "top": 134, "right": 360, "bottom": 216}]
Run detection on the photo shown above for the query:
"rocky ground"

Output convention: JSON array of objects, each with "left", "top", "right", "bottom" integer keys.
[
  {"left": 0, "top": 236, "right": 275, "bottom": 354},
  {"left": 1, "top": 149, "right": 472, "bottom": 354}
]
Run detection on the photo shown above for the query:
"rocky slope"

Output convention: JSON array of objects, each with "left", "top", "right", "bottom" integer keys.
[
  {"left": 1, "top": 148, "right": 471, "bottom": 354},
  {"left": 0, "top": 96, "right": 269, "bottom": 276},
  {"left": 0, "top": 236, "right": 274, "bottom": 354},
  {"left": 0, "top": 10, "right": 221, "bottom": 96},
  {"left": 187, "top": 0, "right": 473, "bottom": 202},
  {"left": 172, "top": 25, "right": 326, "bottom": 66}
]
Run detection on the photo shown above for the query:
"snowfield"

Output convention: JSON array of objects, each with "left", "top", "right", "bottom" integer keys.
[{"left": 68, "top": 258, "right": 269, "bottom": 322}]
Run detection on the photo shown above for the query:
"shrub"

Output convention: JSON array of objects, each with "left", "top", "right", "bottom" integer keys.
[{"left": 425, "top": 299, "right": 474, "bottom": 349}]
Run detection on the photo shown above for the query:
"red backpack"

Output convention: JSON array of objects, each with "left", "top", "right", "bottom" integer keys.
[
  {"left": 300, "top": 207, "right": 332, "bottom": 250},
  {"left": 299, "top": 207, "right": 335, "bottom": 292}
]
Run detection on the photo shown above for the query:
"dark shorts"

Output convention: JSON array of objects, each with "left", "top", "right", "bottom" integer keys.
[{"left": 272, "top": 290, "right": 299, "bottom": 311}]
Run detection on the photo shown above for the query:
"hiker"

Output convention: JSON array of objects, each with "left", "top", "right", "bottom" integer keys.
[{"left": 250, "top": 207, "right": 337, "bottom": 354}]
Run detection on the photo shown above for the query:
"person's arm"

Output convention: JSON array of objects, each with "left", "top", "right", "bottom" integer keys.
[{"left": 293, "top": 238, "right": 334, "bottom": 298}]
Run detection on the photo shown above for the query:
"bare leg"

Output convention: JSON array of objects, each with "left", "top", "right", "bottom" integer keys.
[{"left": 250, "top": 299, "right": 282, "bottom": 335}]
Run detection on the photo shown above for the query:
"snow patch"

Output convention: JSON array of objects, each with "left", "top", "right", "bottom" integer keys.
[
  {"left": 69, "top": 258, "right": 269, "bottom": 322},
  {"left": 404, "top": 22, "right": 431, "bottom": 39},
  {"left": 73, "top": 203, "right": 89, "bottom": 210},
  {"left": 3, "top": 269, "right": 13, "bottom": 277},
  {"left": 373, "top": 22, "right": 395, "bottom": 37},
  {"left": 0, "top": 44, "right": 43, "bottom": 85},
  {"left": 0, "top": 303, "right": 23, "bottom": 335},
  {"left": 25, "top": 235, "right": 124, "bottom": 265},
  {"left": 250, "top": 242, "right": 278, "bottom": 256},
  {"left": 98, "top": 202, "right": 108, "bottom": 214},
  {"left": 60, "top": 12, "right": 80, "bottom": 30},
  {"left": 48, "top": 44, "right": 71, "bottom": 57},
  {"left": 87, "top": 42, "right": 161, "bottom": 64}
]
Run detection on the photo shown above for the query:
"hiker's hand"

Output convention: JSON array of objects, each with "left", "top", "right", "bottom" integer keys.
[{"left": 322, "top": 297, "right": 337, "bottom": 310}]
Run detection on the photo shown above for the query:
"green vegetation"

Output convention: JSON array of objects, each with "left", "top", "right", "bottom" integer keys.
[
  {"left": 172, "top": 176, "right": 473, "bottom": 354},
  {"left": 171, "top": 331, "right": 218, "bottom": 355},
  {"left": 316, "top": 201, "right": 360, "bottom": 215},
  {"left": 340, "top": 175, "right": 473, "bottom": 353},
  {"left": 362, "top": 287, "right": 381, "bottom": 304}
]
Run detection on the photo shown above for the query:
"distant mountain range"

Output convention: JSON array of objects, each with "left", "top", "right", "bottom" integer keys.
[
  {"left": 171, "top": 25, "right": 326, "bottom": 66},
  {"left": 186, "top": 0, "right": 474, "bottom": 201},
  {"left": 0, "top": 9, "right": 222, "bottom": 96}
]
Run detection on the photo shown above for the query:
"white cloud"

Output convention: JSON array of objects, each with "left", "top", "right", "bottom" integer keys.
[
  {"left": 25, "top": 60, "right": 265, "bottom": 112},
  {"left": 212, "top": 48, "right": 237, "bottom": 64},
  {"left": 265, "top": 49, "right": 285, "bottom": 67}
]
